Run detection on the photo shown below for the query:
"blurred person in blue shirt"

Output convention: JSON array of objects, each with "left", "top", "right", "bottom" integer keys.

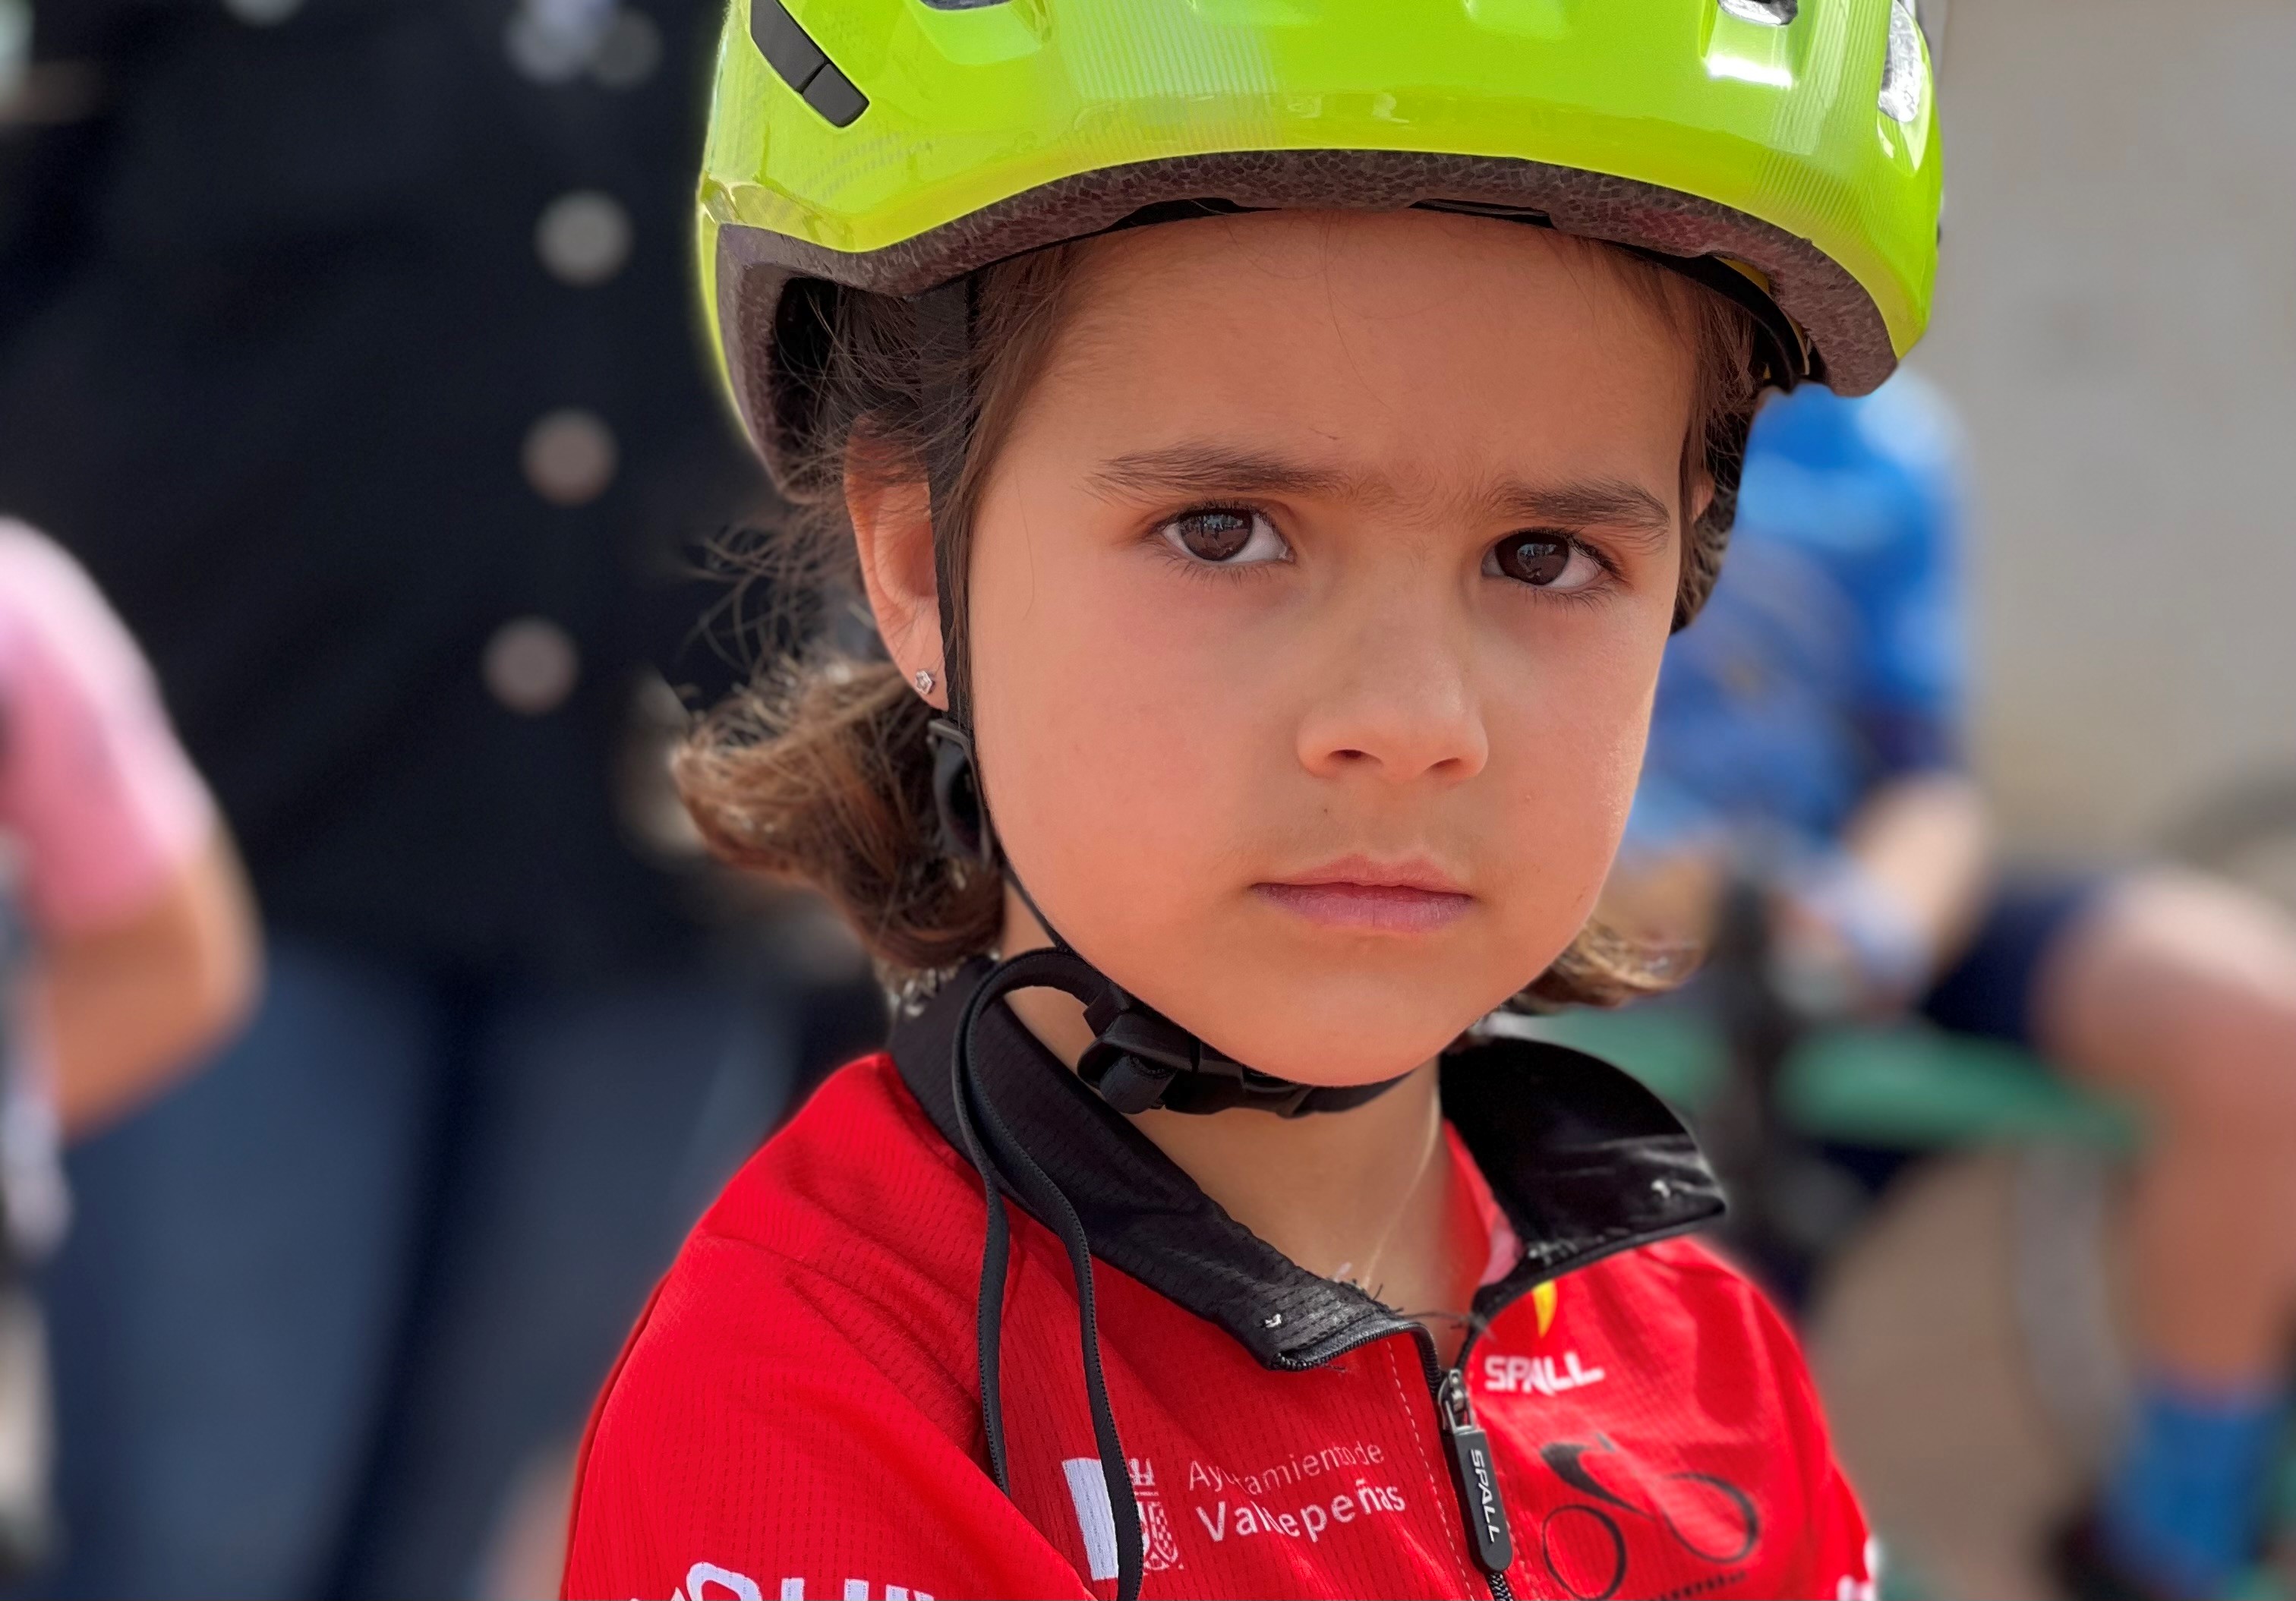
[{"left": 1615, "top": 372, "right": 2296, "bottom": 1601}]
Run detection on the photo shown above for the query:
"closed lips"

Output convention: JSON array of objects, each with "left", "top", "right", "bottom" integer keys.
[{"left": 1253, "top": 865, "right": 1472, "bottom": 934}]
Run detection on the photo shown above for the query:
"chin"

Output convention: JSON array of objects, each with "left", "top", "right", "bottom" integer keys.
[
  {"left": 1177, "top": 960, "right": 1529, "bottom": 1088},
  {"left": 1083, "top": 903, "right": 1579, "bottom": 1087}
]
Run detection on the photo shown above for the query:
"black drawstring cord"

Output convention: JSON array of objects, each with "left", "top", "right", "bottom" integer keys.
[
  {"left": 916, "top": 281, "right": 1142, "bottom": 1596},
  {"left": 949, "top": 949, "right": 1146, "bottom": 1601},
  {"left": 948, "top": 1004, "right": 1014, "bottom": 1489}
]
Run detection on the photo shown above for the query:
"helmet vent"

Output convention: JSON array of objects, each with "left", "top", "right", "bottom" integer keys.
[
  {"left": 917, "top": 0, "right": 1011, "bottom": 8},
  {"left": 1717, "top": 0, "right": 1796, "bottom": 23},
  {"left": 1877, "top": 0, "right": 1927, "bottom": 123},
  {"left": 751, "top": 0, "right": 869, "bottom": 126}
]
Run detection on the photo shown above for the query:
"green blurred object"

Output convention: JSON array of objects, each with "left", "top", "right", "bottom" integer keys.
[
  {"left": 1528, "top": 1006, "right": 2138, "bottom": 1153},
  {"left": 0, "top": 0, "right": 27, "bottom": 107},
  {"left": 1528, "top": 1004, "right": 1728, "bottom": 1113},
  {"left": 1874, "top": 1540, "right": 1942, "bottom": 1601},
  {"left": 1782, "top": 1026, "right": 2135, "bottom": 1152}
]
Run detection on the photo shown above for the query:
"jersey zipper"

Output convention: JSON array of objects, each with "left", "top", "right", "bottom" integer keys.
[
  {"left": 1413, "top": 1327, "right": 1515, "bottom": 1600},
  {"left": 1260, "top": 1200, "right": 1726, "bottom": 1596}
]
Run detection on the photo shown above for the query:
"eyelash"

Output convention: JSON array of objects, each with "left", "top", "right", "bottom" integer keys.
[{"left": 1147, "top": 503, "right": 1628, "bottom": 600}]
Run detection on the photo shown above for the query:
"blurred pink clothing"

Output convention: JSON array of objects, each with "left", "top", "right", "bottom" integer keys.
[{"left": 0, "top": 518, "right": 215, "bottom": 933}]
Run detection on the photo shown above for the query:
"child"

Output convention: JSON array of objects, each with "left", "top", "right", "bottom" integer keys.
[{"left": 567, "top": 5, "right": 1941, "bottom": 1598}]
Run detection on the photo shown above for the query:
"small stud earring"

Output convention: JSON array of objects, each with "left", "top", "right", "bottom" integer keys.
[{"left": 913, "top": 668, "right": 936, "bottom": 695}]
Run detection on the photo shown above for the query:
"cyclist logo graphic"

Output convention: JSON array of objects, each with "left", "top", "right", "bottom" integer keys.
[{"left": 1533, "top": 1435, "right": 1761, "bottom": 1601}]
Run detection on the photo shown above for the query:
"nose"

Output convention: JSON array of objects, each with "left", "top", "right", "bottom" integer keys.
[{"left": 1293, "top": 585, "right": 1490, "bottom": 786}]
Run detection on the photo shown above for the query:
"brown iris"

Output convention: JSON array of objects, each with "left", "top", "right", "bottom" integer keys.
[
  {"left": 1172, "top": 510, "right": 1256, "bottom": 562},
  {"left": 1494, "top": 534, "right": 1571, "bottom": 586}
]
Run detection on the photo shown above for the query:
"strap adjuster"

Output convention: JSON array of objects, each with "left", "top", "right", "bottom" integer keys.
[{"left": 1077, "top": 980, "right": 1368, "bottom": 1118}]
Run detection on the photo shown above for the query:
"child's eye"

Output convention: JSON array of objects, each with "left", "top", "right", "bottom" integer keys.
[
  {"left": 1485, "top": 532, "right": 1604, "bottom": 592},
  {"left": 1159, "top": 508, "right": 1291, "bottom": 566}
]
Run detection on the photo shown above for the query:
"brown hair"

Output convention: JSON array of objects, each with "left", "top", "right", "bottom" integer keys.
[{"left": 679, "top": 230, "right": 1761, "bottom": 1006}]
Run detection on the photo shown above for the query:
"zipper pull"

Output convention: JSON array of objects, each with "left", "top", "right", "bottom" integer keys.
[{"left": 1440, "top": 1367, "right": 1515, "bottom": 1575}]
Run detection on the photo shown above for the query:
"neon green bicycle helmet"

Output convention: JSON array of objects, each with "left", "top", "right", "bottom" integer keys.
[{"left": 699, "top": 0, "right": 1941, "bottom": 484}]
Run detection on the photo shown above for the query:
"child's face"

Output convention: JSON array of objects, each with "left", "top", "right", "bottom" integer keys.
[{"left": 969, "top": 211, "right": 1695, "bottom": 1083}]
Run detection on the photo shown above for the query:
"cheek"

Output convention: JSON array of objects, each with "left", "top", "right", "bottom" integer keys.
[
  {"left": 1481, "top": 622, "right": 1669, "bottom": 928},
  {"left": 965, "top": 517, "right": 1257, "bottom": 934}
]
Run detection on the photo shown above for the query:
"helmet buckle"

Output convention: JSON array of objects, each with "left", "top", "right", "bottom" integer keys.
[{"left": 1079, "top": 990, "right": 1197, "bottom": 1114}]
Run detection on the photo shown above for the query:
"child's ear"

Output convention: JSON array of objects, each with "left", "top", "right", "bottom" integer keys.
[
  {"left": 845, "top": 432, "right": 945, "bottom": 708},
  {"left": 1689, "top": 468, "right": 1716, "bottom": 529}
]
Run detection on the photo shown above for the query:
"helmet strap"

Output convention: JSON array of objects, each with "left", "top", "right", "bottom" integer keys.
[
  {"left": 914, "top": 279, "right": 976, "bottom": 726},
  {"left": 922, "top": 718, "right": 1409, "bottom": 1119}
]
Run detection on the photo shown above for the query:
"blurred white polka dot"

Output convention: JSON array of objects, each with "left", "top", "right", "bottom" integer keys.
[
  {"left": 505, "top": 17, "right": 573, "bottom": 80},
  {"left": 535, "top": 191, "right": 632, "bottom": 287},
  {"left": 503, "top": 0, "right": 615, "bottom": 83},
  {"left": 223, "top": 0, "right": 303, "bottom": 23},
  {"left": 521, "top": 408, "right": 617, "bottom": 506},
  {"left": 484, "top": 618, "right": 580, "bottom": 715},
  {"left": 590, "top": 9, "right": 662, "bottom": 89}
]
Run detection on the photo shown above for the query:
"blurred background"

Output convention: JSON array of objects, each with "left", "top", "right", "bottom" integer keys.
[
  {"left": 0, "top": 4, "right": 882, "bottom": 1598},
  {"left": 1, "top": 2, "right": 2292, "bottom": 1599},
  {"left": 1928, "top": 0, "right": 2296, "bottom": 866},
  {"left": 1832, "top": 5, "right": 2296, "bottom": 1593}
]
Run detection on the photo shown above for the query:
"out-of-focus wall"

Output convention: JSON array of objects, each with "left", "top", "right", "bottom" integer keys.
[{"left": 1919, "top": 0, "right": 2296, "bottom": 856}]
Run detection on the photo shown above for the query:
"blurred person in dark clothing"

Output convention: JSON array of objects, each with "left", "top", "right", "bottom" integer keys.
[{"left": 0, "top": 3, "right": 819, "bottom": 1596}]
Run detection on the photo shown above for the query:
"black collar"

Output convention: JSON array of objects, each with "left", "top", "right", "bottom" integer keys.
[{"left": 891, "top": 960, "right": 1727, "bottom": 1370}]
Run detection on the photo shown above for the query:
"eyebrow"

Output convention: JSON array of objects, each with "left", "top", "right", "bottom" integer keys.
[
  {"left": 1086, "top": 445, "right": 1349, "bottom": 503},
  {"left": 1084, "top": 443, "right": 1676, "bottom": 547},
  {"left": 1477, "top": 480, "right": 1676, "bottom": 548}
]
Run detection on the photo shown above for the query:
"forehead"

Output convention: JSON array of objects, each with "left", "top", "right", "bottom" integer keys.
[{"left": 1023, "top": 209, "right": 1698, "bottom": 499}]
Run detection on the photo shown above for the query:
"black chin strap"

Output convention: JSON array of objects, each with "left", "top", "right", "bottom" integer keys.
[
  {"left": 928, "top": 717, "right": 1411, "bottom": 1118},
  {"left": 942, "top": 949, "right": 1411, "bottom": 1601}
]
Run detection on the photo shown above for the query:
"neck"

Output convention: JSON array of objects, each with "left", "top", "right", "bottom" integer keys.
[{"left": 998, "top": 895, "right": 1486, "bottom": 1359}]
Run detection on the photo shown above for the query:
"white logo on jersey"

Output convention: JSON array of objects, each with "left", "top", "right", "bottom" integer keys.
[
  {"left": 1131, "top": 1457, "right": 1185, "bottom": 1572},
  {"left": 1481, "top": 1349, "right": 1607, "bottom": 1397},
  {"left": 673, "top": 1562, "right": 759, "bottom": 1601},
  {"left": 1061, "top": 1456, "right": 1187, "bottom": 1577},
  {"left": 1062, "top": 1458, "right": 1121, "bottom": 1581},
  {"left": 670, "top": 1565, "right": 932, "bottom": 1601}
]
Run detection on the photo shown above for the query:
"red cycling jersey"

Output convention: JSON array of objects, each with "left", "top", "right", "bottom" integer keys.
[{"left": 565, "top": 966, "right": 1873, "bottom": 1601}]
